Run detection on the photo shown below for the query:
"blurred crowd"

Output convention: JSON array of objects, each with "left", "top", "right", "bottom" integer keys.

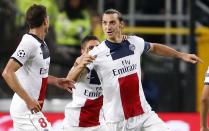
[
  {"left": 0, "top": 0, "right": 166, "bottom": 99},
  {"left": 0, "top": 0, "right": 101, "bottom": 98}
]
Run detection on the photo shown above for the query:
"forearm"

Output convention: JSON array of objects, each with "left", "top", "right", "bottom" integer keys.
[
  {"left": 48, "top": 75, "right": 58, "bottom": 86},
  {"left": 67, "top": 64, "right": 86, "bottom": 81},
  {"left": 2, "top": 71, "right": 32, "bottom": 103},
  {"left": 150, "top": 43, "right": 183, "bottom": 59}
]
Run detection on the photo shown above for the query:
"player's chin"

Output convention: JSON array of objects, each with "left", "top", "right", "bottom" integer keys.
[{"left": 106, "top": 34, "right": 114, "bottom": 39}]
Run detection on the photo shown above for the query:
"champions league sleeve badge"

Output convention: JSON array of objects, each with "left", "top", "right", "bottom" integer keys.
[
  {"left": 129, "top": 44, "right": 135, "bottom": 51},
  {"left": 17, "top": 50, "right": 26, "bottom": 58}
]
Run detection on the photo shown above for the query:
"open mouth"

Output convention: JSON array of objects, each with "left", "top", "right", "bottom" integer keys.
[{"left": 107, "top": 31, "right": 113, "bottom": 36}]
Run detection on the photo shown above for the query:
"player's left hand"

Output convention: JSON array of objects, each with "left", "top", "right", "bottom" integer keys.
[
  {"left": 122, "top": 35, "right": 128, "bottom": 41},
  {"left": 181, "top": 53, "right": 203, "bottom": 64},
  {"left": 56, "top": 78, "right": 75, "bottom": 93}
]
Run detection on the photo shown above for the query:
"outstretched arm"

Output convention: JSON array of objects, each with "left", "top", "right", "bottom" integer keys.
[
  {"left": 200, "top": 84, "right": 209, "bottom": 131},
  {"left": 48, "top": 75, "right": 75, "bottom": 93},
  {"left": 149, "top": 43, "right": 203, "bottom": 64}
]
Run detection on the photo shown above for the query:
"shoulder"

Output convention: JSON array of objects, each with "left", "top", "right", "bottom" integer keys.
[
  {"left": 19, "top": 34, "right": 39, "bottom": 49},
  {"left": 127, "top": 35, "right": 145, "bottom": 44},
  {"left": 89, "top": 41, "right": 108, "bottom": 56}
]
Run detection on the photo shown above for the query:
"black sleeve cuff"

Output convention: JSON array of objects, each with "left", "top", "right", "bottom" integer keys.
[{"left": 11, "top": 57, "right": 23, "bottom": 66}]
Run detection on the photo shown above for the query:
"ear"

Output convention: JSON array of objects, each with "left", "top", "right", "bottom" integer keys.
[
  {"left": 120, "top": 21, "right": 125, "bottom": 29},
  {"left": 43, "top": 18, "right": 48, "bottom": 26}
]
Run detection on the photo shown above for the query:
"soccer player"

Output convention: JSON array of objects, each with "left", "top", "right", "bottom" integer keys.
[
  {"left": 63, "top": 35, "right": 104, "bottom": 131},
  {"left": 200, "top": 67, "right": 209, "bottom": 131},
  {"left": 2, "top": 4, "right": 74, "bottom": 131},
  {"left": 86, "top": 9, "right": 203, "bottom": 131}
]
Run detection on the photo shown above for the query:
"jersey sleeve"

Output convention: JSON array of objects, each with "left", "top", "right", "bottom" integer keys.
[
  {"left": 86, "top": 47, "right": 98, "bottom": 71},
  {"left": 129, "top": 36, "right": 150, "bottom": 55},
  {"left": 143, "top": 41, "right": 151, "bottom": 53},
  {"left": 204, "top": 67, "right": 209, "bottom": 85},
  {"left": 11, "top": 40, "right": 36, "bottom": 66}
]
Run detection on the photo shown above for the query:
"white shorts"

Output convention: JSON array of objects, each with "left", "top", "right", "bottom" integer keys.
[
  {"left": 11, "top": 112, "right": 53, "bottom": 131},
  {"left": 62, "top": 125, "right": 106, "bottom": 131},
  {"left": 104, "top": 111, "right": 170, "bottom": 131}
]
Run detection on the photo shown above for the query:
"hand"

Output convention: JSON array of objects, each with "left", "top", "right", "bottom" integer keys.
[
  {"left": 56, "top": 78, "right": 75, "bottom": 93},
  {"left": 181, "top": 53, "right": 203, "bottom": 64},
  {"left": 74, "top": 56, "right": 82, "bottom": 67},
  {"left": 200, "top": 127, "right": 209, "bottom": 131},
  {"left": 26, "top": 99, "right": 43, "bottom": 114},
  {"left": 122, "top": 35, "right": 128, "bottom": 41},
  {"left": 77, "top": 54, "right": 96, "bottom": 67}
]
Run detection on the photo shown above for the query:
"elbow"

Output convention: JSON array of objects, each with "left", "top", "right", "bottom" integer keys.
[
  {"left": 150, "top": 43, "right": 159, "bottom": 54},
  {"left": 2, "top": 70, "right": 7, "bottom": 79},
  {"left": 2, "top": 69, "right": 11, "bottom": 81}
]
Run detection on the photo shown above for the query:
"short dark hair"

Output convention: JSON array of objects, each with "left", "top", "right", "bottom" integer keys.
[
  {"left": 26, "top": 4, "right": 47, "bottom": 28},
  {"left": 81, "top": 35, "right": 99, "bottom": 49},
  {"left": 103, "top": 9, "right": 123, "bottom": 22}
]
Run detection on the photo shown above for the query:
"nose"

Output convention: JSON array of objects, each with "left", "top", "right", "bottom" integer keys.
[{"left": 106, "top": 24, "right": 112, "bottom": 31}]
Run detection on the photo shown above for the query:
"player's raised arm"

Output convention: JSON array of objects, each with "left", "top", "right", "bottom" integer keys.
[
  {"left": 148, "top": 42, "right": 203, "bottom": 64},
  {"left": 2, "top": 59, "right": 41, "bottom": 113},
  {"left": 67, "top": 54, "right": 96, "bottom": 82},
  {"left": 66, "top": 35, "right": 98, "bottom": 82}
]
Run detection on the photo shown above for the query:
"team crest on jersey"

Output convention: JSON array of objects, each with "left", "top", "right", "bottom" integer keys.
[
  {"left": 17, "top": 50, "right": 26, "bottom": 58},
  {"left": 129, "top": 44, "right": 135, "bottom": 51}
]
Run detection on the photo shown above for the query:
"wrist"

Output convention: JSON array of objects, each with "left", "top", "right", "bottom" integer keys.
[
  {"left": 77, "top": 63, "right": 86, "bottom": 69},
  {"left": 177, "top": 52, "right": 184, "bottom": 59},
  {"left": 25, "top": 96, "right": 33, "bottom": 105}
]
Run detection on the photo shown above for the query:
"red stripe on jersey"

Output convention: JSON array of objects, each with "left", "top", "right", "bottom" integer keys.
[
  {"left": 79, "top": 95, "right": 103, "bottom": 127},
  {"left": 38, "top": 77, "right": 48, "bottom": 110},
  {"left": 118, "top": 73, "right": 144, "bottom": 119}
]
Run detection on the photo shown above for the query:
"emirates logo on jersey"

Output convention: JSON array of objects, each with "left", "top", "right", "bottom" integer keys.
[
  {"left": 112, "top": 60, "right": 137, "bottom": 76},
  {"left": 40, "top": 68, "right": 48, "bottom": 75},
  {"left": 17, "top": 50, "right": 26, "bottom": 58}
]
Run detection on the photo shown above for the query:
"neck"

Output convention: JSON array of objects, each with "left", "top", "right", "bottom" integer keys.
[
  {"left": 29, "top": 27, "right": 45, "bottom": 41},
  {"left": 107, "top": 34, "right": 123, "bottom": 43}
]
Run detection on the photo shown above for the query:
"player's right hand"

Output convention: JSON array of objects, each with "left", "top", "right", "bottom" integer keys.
[
  {"left": 26, "top": 99, "right": 42, "bottom": 114},
  {"left": 78, "top": 54, "right": 96, "bottom": 67}
]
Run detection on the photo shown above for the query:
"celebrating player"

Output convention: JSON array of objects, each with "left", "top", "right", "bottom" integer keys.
[
  {"left": 85, "top": 9, "right": 203, "bottom": 131},
  {"left": 2, "top": 4, "right": 74, "bottom": 131},
  {"left": 62, "top": 35, "right": 104, "bottom": 131}
]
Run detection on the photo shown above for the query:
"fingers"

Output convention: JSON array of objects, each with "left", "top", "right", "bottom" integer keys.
[
  {"left": 196, "top": 57, "right": 204, "bottom": 63},
  {"left": 30, "top": 100, "right": 42, "bottom": 114},
  {"left": 81, "top": 55, "right": 96, "bottom": 66},
  {"left": 67, "top": 82, "right": 75, "bottom": 89},
  {"left": 185, "top": 54, "right": 203, "bottom": 64},
  {"left": 191, "top": 54, "right": 204, "bottom": 64},
  {"left": 38, "top": 101, "right": 43, "bottom": 109},
  {"left": 122, "top": 35, "right": 128, "bottom": 41},
  {"left": 58, "top": 78, "right": 76, "bottom": 91},
  {"left": 66, "top": 88, "right": 73, "bottom": 93}
]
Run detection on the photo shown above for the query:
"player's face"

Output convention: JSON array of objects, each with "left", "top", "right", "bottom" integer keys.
[
  {"left": 82, "top": 40, "right": 99, "bottom": 54},
  {"left": 102, "top": 13, "right": 123, "bottom": 41}
]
